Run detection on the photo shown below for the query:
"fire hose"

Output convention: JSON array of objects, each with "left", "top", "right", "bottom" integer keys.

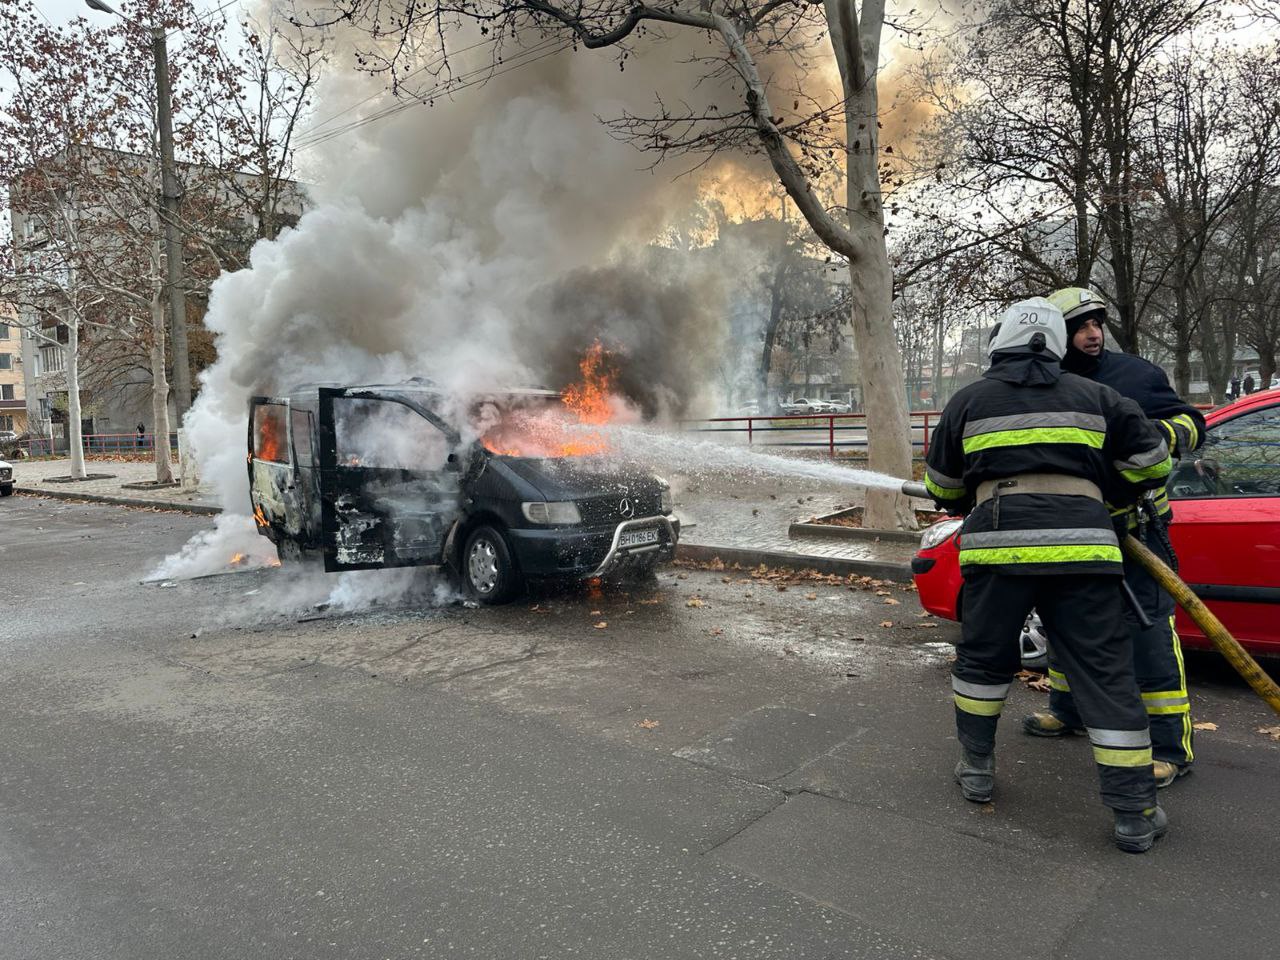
[{"left": 899, "top": 480, "right": 1280, "bottom": 716}]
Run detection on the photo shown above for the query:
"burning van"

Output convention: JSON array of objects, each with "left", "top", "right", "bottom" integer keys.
[{"left": 247, "top": 381, "right": 678, "bottom": 603}]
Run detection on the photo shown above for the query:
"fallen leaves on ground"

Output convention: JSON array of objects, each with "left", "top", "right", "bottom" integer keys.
[
  {"left": 593, "top": 621, "right": 608, "bottom": 629},
  {"left": 1192, "top": 721, "right": 1218, "bottom": 731},
  {"left": 882, "top": 597, "right": 900, "bottom": 605},
  {"left": 879, "top": 620, "right": 894, "bottom": 628},
  {"left": 1256, "top": 725, "right": 1280, "bottom": 741},
  {"left": 1016, "top": 670, "right": 1052, "bottom": 692},
  {"left": 805, "top": 593, "right": 818, "bottom": 600},
  {"left": 686, "top": 597, "right": 706, "bottom": 608},
  {"left": 674, "top": 558, "right": 915, "bottom": 594},
  {"left": 636, "top": 719, "right": 660, "bottom": 730},
  {"left": 637, "top": 597, "right": 662, "bottom": 605}
]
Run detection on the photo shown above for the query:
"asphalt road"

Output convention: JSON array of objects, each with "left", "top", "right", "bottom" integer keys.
[{"left": 3, "top": 496, "right": 1279, "bottom": 960}]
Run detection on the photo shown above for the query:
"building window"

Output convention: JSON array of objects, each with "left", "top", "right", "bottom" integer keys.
[
  {"left": 0, "top": 323, "right": 10, "bottom": 340},
  {"left": 1, "top": 384, "right": 14, "bottom": 400},
  {"left": 0, "top": 353, "right": 11, "bottom": 370},
  {"left": 39, "top": 398, "right": 51, "bottom": 418},
  {"left": 39, "top": 345, "right": 64, "bottom": 373},
  {"left": 0, "top": 416, "right": 12, "bottom": 431}
]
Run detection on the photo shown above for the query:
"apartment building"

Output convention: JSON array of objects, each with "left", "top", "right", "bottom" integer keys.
[{"left": 0, "top": 304, "right": 27, "bottom": 437}]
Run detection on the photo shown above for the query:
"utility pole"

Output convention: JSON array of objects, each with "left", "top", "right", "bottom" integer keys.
[
  {"left": 151, "top": 26, "right": 191, "bottom": 416},
  {"left": 84, "top": 1, "right": 191, "bottom": 416}
]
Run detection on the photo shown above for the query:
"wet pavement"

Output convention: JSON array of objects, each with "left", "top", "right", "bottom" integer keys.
[{"left": 3, "top": 497, "right": 1280, "bottom": 959}]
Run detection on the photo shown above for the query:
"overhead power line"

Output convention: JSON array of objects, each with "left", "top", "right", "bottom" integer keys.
[{"left": 294, "top": 38, "right": 571, "bottom": 152}]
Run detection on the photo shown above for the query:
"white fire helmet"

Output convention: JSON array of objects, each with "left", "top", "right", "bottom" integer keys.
[{"left": 987, "top": 297, "right": 1067, "bottom": 361}]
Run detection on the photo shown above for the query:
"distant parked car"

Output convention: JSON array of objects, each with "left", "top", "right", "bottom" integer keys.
[
  {"left": 0, "top": 457, "right": 13, "bottom": 497},
  {"left": 826, "top": 399, "right": 852, "bottom": 414},
  {"left": 781, "top": 398, "right": 833, "bottom": 415}
]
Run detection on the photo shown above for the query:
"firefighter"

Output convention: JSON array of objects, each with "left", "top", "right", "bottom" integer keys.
[
  {"left": 925, "top": 297, "right": 1173, "bottom": 853},
  {"left": 1020, "top": 288, "right": 1204, "bottom": 787}
]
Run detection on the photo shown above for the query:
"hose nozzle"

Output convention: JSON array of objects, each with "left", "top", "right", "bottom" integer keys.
[{"left": 901, "top": 480, "right": 929, "bottom": 499}]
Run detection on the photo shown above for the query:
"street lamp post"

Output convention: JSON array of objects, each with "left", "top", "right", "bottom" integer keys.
[{"left": 84, "top": 0, "right": 192, "bottom": 418}]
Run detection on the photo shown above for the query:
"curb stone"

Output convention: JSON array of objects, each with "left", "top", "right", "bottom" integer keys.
[{"left": 15, "top": 486, "right": 222, "bottom": 515}]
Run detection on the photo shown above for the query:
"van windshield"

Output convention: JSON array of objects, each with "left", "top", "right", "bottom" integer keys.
[{"left": 471, "top": 394, "right": 608, "bottom": 459}]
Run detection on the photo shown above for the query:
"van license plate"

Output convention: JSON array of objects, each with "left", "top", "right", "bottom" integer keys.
[{"left": 619, "top": 528, "right": 659, "bottom": 548}]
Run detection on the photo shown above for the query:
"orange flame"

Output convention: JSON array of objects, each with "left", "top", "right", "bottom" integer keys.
[
  {"left": 229, "top": 553, "right": 247, "bottom": 566},
  {"left": 562, "top": 341, "right": 616, "bottom": 426},
  {"left": 480, "top": 340, "right": 619, "bottom": 458}
]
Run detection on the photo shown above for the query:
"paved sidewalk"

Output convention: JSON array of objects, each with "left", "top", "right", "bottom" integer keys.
[
  {"left": 12, "top": 458, "right": 221, "bottom": 512},
  {"left": 13, "top": 458, "right": 917, "bottom": 578}
]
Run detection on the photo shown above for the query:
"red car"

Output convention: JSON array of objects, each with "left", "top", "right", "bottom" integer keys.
[{"left": 912, "top": 389, "right": 1280, "bottom": 657}]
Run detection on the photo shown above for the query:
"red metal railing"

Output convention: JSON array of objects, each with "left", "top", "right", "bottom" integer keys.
[
  {"left": 678, "top": 412, "right": 940, "bottom": 459},
  {"left": 11, "top": 432, "right": 180, "bottom": 457}
]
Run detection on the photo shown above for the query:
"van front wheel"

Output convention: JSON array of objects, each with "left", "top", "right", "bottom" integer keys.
[{"left": 463, "top": 525, "right": 521, "bottom": 604}]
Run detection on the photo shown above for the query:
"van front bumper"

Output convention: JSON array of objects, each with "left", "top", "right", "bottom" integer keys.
[{"left": 506, "top": 515, "right": 680, "bottom": 578}]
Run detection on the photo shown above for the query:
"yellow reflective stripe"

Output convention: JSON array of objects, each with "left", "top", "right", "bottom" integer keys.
[
  {"left": 1170, "top": 615, "right": 1194, "bottom": 762},
  {"left": 959, "top": 544, "right": 1123, "bottom": 565},
  {"left": 1145, "top": 703, "right": 1190, "bottom": 716},
  {"left": 1172, "top": 413, "right": 1201, "bottom": 449},
  {"left": 1049, "top": 668, "right": 1070, "bottom": 692},
  {"left": 962, "top": 427, "right": 1106, "bottom": 454},
  {"left": 1119, "top": 453, "right": 1172, "bottom": 483},
  {"left": 925, "top": 474, "right": 967, "bottom": 500},
  {"left": 1093, "top": 746, "right": 1154, "bottom": 768},
  {"left": 955, "top": 694, "right": 1004, "bottom": 717}
]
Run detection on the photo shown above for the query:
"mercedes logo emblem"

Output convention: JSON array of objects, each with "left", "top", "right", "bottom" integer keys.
[{"left": 618, "top": 498, "right": 635, "bottom": 519}]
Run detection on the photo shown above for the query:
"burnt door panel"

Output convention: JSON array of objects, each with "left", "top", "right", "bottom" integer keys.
[
  {"left": 249, "top": 397, "right": 305, "bottom": 538},
  {"left": 317, "top": 390, "right": 462, "bottom": 572}
]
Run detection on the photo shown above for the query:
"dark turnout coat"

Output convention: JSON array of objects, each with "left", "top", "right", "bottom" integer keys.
[{"left": 925, "top": 353, "right": 1172, "bottom": 576}]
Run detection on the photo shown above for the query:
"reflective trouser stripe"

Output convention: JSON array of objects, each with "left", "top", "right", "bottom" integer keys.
[
  {"left": 1170, "top": 615, "right": 1194, "bottom": 762},
  {"left": 1093, "top": 746, "right": 1155, "bottom": 767},
  {"left": 1090, "top": 727, "right": 1153, "bottom": 767},
  {"left": 1142, "top": 690, "right": 1190, "bottom": 715},
  {"left": 1049, "top": 668, "right": 1070, "bottom": 692},
  {"left": 955, "top": 695, "right": 1004, "bottom": 717}
]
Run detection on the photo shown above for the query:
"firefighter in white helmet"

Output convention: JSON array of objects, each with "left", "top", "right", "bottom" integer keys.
[
  {"left": 1020, "top": 287, "right": 1205, "bottom": 788},
  {"left": 924, "top": 297, "right": 1173, "bottom": 852}
]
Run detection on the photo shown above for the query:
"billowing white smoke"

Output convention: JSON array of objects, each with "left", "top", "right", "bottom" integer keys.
[
  {"left": 164, "top": 34, "right": 740, "bottom": 596},
  {"left": 186, "top": 46, "right": 726, "bottom": 513}
]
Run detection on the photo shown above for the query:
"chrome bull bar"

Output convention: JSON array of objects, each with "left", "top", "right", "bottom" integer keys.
[{"left": 590, "top": 514, "right": 679, "bottom": 578}]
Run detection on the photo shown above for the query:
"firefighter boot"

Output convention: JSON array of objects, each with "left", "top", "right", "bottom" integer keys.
[
  {"left": 1153, "top": 760, "right": 1192, "bottom": 789},
  {"left": 1114, "top": 806, "right": 1169, "bottom": 854},
  {"left": 954, "top": 748, "right": 995, "bottom": 803},
  {"left": 1021, "top": 711, "right": 1085, "bottom": 738}
]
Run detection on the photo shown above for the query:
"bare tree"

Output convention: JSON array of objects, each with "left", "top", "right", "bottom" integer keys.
[
  {"left": 297, "top": 0, "right": 919, "bottom": 528},
  {"left": 910, "top": 0, "right": 1218, "bottom": 350}
]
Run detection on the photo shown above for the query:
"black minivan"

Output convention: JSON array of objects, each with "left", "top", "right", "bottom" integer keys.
[{"left": 248, "top": 382, "right": 678, "bottom": 603}]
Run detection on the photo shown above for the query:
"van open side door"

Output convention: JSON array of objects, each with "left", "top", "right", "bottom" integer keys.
[{"left": 315, "top": 387, "right": 463, "bottom": 572}]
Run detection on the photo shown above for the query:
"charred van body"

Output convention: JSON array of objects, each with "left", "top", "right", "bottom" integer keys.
[{"left": 247, "top": 382, "right": 678, "bottom": 603}]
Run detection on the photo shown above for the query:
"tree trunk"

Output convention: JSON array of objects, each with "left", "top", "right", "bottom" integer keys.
[
  {"left": 65, "top": 321, "right": 86, "bottom": 480},
  {"left": 759, "top": 254, "right": 789, "bottom": 407},
  {"left": 150, "top": 292, "right": 174, "bottom": 484},
  {"left": 837, "top": 1, "right": 913, "bottom": 530}
]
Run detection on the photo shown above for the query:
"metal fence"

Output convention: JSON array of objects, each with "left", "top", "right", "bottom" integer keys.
[
  {"left": 678, "top": 412, "right": 940, "bottom": 458},
  {"left": 13, "top": 432, "right": 180, "bottom": 457}
]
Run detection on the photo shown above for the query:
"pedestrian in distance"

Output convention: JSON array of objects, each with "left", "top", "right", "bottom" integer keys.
[
  {"left": 1229, "top": 376, "right": 1241, "bottom": 401},
  {"left": 1243, "top": 374, "right": 1255, "bottom": 395},
  {"left": 1023, "top": 288, "right": 1204, "bottom": 788},
  {"left": 136, "top": 422, "right": 146, "bottom": 451},
  {"left": 924, "top": 297, "right": 1174, "bottom": 853}
]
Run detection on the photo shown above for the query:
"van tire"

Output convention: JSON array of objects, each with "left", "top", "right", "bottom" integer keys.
[
  {"left": 0, "top": 484, "right": 13, "bottom": 497},
  {"left": 463, "top": 525, "right": 521, "bottom": 604}
]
